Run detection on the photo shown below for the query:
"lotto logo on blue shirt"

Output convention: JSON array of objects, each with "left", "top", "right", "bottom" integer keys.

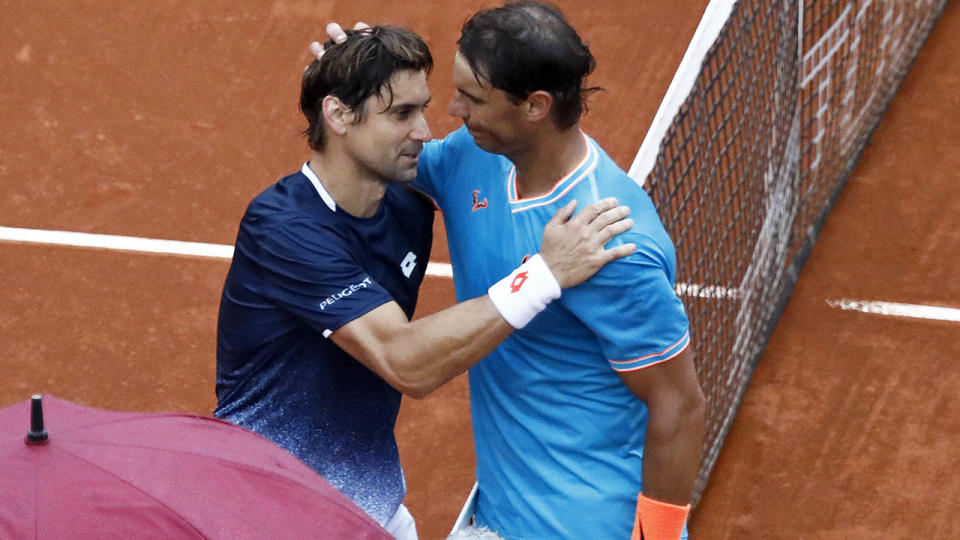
[{"left": 319, "top": 277, "right": 373, "bottom": 310}]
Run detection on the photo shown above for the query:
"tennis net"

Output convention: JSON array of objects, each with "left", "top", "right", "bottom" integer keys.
[{"left": 628, "top": 0, "right": 949, "bottom": 505}]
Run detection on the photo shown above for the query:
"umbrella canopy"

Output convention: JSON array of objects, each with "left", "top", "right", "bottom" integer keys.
[{"left": 0, "top": 395, "right": 391, "bottom": 539}]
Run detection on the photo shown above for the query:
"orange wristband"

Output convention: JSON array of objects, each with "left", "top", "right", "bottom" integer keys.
[{"left": 631, "top": 492, "right": 690, "bottom": 540}]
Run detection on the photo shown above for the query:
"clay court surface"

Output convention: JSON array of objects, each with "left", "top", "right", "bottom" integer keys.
[{"left": 2, "top": 1, "right": 958, "bottom": 538}]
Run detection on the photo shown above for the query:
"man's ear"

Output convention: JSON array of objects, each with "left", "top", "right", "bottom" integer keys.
[
  {"left": 524, "top": 90, "right": 554, "bottom": 123},
  {"left": 322, "top": 95, "right": 352, "bottom": 136}
]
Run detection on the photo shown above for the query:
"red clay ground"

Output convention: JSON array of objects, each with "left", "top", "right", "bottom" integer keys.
[
  {"left": 689, "top": 3, "right": 960, "bottom": 537},
  {"left": 1, "top": 1, "right": 956, "bottom": 539}
]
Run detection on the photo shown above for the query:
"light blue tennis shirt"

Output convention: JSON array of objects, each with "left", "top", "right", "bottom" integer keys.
[{"left": 415, "top": 127, "right": 690, "bottom": 539}]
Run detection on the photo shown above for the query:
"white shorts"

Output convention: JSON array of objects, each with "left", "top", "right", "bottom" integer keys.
[{"left": 384, "top": 504, "right": 418, "bottom": 540}]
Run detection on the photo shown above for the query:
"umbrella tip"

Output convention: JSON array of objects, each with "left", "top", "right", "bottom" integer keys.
[{"left": 25, "top": 394, "right": 49, "bottom": 445}]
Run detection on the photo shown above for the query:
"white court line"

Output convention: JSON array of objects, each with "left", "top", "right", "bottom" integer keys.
[
  {"left": 425, "top": 261, "right": 454, "bottom": 277},
  {"left": 0, "top": 226, "right": 454, "bottom": 277},
  {"left": 0, "top": 225, "right": 235, "bottom": 259},
  {"left": 675, "top": 282, "right": 740, "bottom": 300},
  {"left": 826, "top": 299, "right": 960, "bottom": 323},
  {"left": 2, "top": 226, "right": 957, "bottom": 322}
]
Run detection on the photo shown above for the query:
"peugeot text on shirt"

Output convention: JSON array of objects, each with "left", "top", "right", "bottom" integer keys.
[{"left": 319, "top": 277, "right": 374, "bottom": 310}]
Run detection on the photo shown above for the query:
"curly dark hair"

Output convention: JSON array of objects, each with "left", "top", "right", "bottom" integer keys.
[
  {"left": 300, "top": 26, "right": 433, "bottom": 151},
  {"left": 457, "top": 1, "right": 600, "bottom": 129}
]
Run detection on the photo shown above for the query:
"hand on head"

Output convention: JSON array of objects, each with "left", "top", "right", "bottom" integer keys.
[{"left": 309, "top": 21, "right": 371, "bottom": 60}]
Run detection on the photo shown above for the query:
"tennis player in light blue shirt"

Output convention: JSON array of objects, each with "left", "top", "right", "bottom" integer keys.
[
  {"left": 412, "top": 3, "right": 706, "bottom": 539},
  {"left": 417, "top": 124, "right": 693, "bottom": 539}
]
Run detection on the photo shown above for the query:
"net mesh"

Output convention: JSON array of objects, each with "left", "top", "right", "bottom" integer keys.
[{"left": 630, "top": 0, "right": 949, "bottom": 505}]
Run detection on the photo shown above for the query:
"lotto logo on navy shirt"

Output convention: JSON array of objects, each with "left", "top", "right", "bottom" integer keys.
[{"left": 400, "top": 251, "right": 417, "bottom": 278}]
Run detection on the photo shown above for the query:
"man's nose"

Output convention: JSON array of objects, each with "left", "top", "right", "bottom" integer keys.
[
  {"left": 410, "top": 114, "right": 431, "bottom": 142},
  {"left": 448, "top": 95, "right": 468, "bottom": 119}
]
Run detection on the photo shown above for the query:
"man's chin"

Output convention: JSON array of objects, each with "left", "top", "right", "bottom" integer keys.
[
  {"left": 470, "top": 135, "right": 499, "bottom": 154},
  {"left": 465, "top": 128, "right": 499, "bottom": 153},
  {"left": 387, "top": 169, "right": 418, "bottom": 184}
]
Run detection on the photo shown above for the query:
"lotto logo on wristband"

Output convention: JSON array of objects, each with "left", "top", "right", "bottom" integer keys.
[
  {"left": 488, "top": 254, "right": 560, "bottom": 329},
  {"left": 510, "top": 271, "right": 529, "bottom": 293}
]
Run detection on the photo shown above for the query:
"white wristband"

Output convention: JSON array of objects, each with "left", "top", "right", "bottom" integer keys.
[{"left": 487, "top": 254, "right": 561, "bottom": 329}]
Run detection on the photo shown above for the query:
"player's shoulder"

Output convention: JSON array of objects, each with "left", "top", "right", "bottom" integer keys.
[
  {"left": 579, "top": 137, "right": 662, "bottom": 218},
  {"left": 419, "top": 127, "right": 509, "bottom": 200},
  {"left": 565, "top": 168, "right": 653, "bottom": 221},
  {"left": 426, "top": 126, "right": 502, "bottom": 167},
  {"left": 388, "top": 182, "right": 433, "bottom": 206},
  {"left": 582, "top": 135, "right": 643, "bottom": 187},
  {"left": 243, "top": 169, "right": 336, "bottom": 233},
  {"left": 248, "top": 168, "right": 309, "bottom": 207},
  {"left": 436, "top": 125, "right": 476, "bottom": 149},
  {"left": 385, "top": 183, "right": 438, "bottom": 224}
]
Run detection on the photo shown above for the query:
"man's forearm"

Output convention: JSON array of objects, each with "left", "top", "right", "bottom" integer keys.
[
  {"left": 640, "top": 397, "right": 705, "bottom": 503},
  {"left": 629, "top": 398, "right": 704, "bottom": 540},
  {"left": 374, "top": 294, "right": 514, "bottom": 398}
]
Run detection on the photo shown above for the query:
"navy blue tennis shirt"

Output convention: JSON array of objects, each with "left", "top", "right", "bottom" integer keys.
[{"left": 215, "top": 163, "right": 434, "bottom": 525}]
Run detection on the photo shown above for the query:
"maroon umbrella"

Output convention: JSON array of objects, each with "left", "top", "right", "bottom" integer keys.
[{"left": 0, "top": 395, "right": 391, "bottom": 539}]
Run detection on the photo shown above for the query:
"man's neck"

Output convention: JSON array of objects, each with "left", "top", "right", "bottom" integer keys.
[
  {"left": 511, "top": 126, "right": 586, "bottom": 199},
  {"left": 307, "top": 151, "right": 386, "bottom": 218}
]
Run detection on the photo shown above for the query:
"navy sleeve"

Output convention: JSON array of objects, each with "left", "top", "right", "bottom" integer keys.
[{"left": 251, "top": 217, "right": 394, "bottom": 336}]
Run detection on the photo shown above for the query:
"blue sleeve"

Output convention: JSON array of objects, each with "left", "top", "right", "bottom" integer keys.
[
  {"left": 414, "top": 138, "right": 444, "bottom": 205},
  {"left": 560, "top": 232, "right": 690, "bottom": 371},
  {"left": 414, "top": 127, "right": 474, "bottom": 210},
  {"left": 252, "top": 218, "right": 394, "bottom": 336}
]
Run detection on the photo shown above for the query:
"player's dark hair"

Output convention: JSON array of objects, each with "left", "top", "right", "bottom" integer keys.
[
  {"left": 301, "top": 26, "right": 433, "bottom": 151},
  {"left": 457, "top": 1, "right": 600, "bottom": 129}
]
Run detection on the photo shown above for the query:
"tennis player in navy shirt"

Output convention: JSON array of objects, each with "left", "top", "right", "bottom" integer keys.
[{"left": 215, "top": 26, "right": 635, "bottom": 538}]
